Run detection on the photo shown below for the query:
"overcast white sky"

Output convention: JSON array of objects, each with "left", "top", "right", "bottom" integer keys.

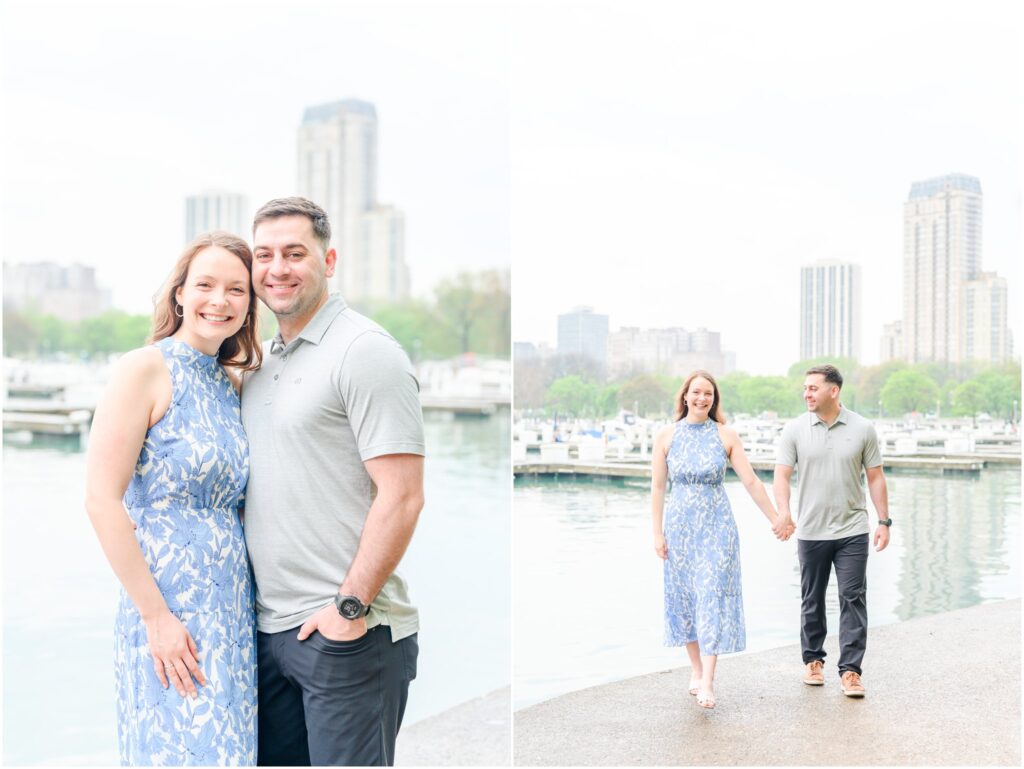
[
  {"left": 2, "top": 1, "right": 1020, "bottom": 375},
  {"left": 1, "top": 0, "right": 510, "bottom": 312},
  {"left": 509, "top": 1, "right": 1022, "bottom": 374}
]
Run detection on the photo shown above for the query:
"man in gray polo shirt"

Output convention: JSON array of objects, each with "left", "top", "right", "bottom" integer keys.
[
  {"left": 242, "top": 197, "right": 425, "bottom": 765},
  {"left": 772, "top": 364, "right": 891, "bottom": 698}
]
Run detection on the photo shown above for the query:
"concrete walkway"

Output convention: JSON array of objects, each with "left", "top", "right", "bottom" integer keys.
[
  {"left": 515, "top": 600, "right": 1020, "bottom": 766},
  {"left": 397, "top": 687, "right": 511, "bottom": 766}
]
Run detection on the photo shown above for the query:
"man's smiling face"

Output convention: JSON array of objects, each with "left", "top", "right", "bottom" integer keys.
[{"left": 252, "top": 214, "right": 336, "bottom": 322}]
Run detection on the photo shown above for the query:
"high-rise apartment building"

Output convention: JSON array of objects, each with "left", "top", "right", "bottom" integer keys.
[
  {"left": 296, "top": 99, "right": 408, "bottom": 302},
  {"left": 962, "top": 272, "right": 1012, "bottom": 364},
  {"left": 357, "top": 205, "right": 408, "bottom": 301},
  {"left": 799, "top": 261, "right": 861, "bottom": 361},
  {"left": 880, "top": 321, "right": 903, "bottom": 363},
  {"left": 185, "top": 192, "right": 248, "bottom": 242},
  {"left": 557, "top": 307, "right": 609, "bottom": 373},
  {"left": 902, "top": 173, "right": 983, "bottom": 364}
]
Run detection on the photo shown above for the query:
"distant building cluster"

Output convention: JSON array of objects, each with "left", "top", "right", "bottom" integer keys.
[
  {"left": 607, "top": 326, "right": 733, "bottom": 379},
  {"left": 521, "top": 306, "right": 737, "bottom": 381},
  {"left": 799, "top": 172, "right": 1013, "bottom": 368},
  {"left": 3, "top": 262, "right": 111, "bottom": 323},
  {"left": 184, "top": 98, "right": 410, "bottom": 304}
]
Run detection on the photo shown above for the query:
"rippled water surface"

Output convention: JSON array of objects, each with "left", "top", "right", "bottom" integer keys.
[
  {"left": 3, "top": 412, "right": 510, "bottom": 765},
  {"left": 513, "top": 466, "right": 1020, "bottom": 709}
]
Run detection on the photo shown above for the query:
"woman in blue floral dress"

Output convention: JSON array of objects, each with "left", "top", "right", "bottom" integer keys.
[
  {"left": 651, "top": 370, "right": 793, "bottom": 709},
  {"left": 86, "top": 232, "right": 263, "bottom": 764}
]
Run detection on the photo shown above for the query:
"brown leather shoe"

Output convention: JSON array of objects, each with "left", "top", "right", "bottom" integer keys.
[
  {"left": 803, "top": 660, "right": 825, "bottom": 685},
  {"left": 841, "top": 671, "right": 865, "bottom": 697}
]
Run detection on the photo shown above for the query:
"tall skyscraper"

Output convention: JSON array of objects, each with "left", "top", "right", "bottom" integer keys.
[
  {"left": 902, "top": 173, "right": 983, "bottom": 364},
  {"left": 358, "top": 205, "right": 408, "bottom": 301},
  {"left": 557, "top": 306, "right": 609, "bottom": 374},
  {"left": 962, "top": 272, "right": 1012, "bottom": 364},
  {"left": 185, "top": 191, "right": 248, "bottom": 242},
  {"left": 880, "top": 321, "right": 903, "bottom": 363},
  {"left": 296, "top": 99, "right": 408, "bottom": 302},
  {"left": 799, "top": 261, "right": 861, "bottom": 361}
]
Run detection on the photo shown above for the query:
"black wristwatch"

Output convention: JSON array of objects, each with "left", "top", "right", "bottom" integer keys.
[
  {"left": 334, "top": 594, "right": 370, "bottom": 620},
  {"left": 877, "top": 518, "right": 893, "bottom": 527}
]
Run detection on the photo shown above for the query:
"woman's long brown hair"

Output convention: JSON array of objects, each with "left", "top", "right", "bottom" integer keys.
[
  {"left": 673, "top": 369, "right": 726, "bottom": 423},
  {"left": 148, "top": 231, "right": 262, "bottom": 372}
]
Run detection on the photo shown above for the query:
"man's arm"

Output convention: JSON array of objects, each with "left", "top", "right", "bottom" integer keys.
[
  {"left": 866, "top": 465, "right": 890, "bottom": 552},
  {"left": 297, "top": 454, "right": 424, "bottom": 642}
]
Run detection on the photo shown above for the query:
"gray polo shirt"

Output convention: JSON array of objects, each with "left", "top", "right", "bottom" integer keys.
[
  {"left": 776, "top": 407, "right": 882, "bottom": 541},
  {"left": 241, "top": 293, "right": 425, "bottom": 639}
]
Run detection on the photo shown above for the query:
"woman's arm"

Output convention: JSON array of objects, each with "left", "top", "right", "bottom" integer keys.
[
  {"left": 650, "top": 426, "right": 672, "bottom": 559},
  {"left": 718, "top": 424, "right": 792, "bottom": 539},
  {"left": 84, "top": 348, "right": 205, "bottom": 697}
]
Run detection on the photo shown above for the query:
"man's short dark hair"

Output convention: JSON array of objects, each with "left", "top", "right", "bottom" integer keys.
[
  {"left": 805, "top": 364, "right": 843, "bottom": 389},
  {"left": 252, "top": 197, "right": 331, "bottom": 253}
]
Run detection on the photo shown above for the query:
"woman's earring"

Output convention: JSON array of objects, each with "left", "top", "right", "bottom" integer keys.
[{"left": 174, "top": 304, "right": 184, "bottom": 318}]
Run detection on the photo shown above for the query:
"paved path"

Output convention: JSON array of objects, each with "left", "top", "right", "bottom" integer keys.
[
  {"left": 515, "top": 600, "right": 1020, "bottom": 766},
  {"left": 397, "top": 687, "right": 511, "bottom": 766}
]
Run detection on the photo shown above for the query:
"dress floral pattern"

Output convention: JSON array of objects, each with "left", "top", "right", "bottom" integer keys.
[
  {"left": 663, "top": 419, "right": 746, "bottom": 655},
  {"left": 114, "top": 338, "right": 255, "bottom": 766}
]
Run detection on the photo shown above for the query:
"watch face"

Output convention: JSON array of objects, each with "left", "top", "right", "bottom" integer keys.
[{"left": 339, "top": 597, "right": 362, "bottom": 619}]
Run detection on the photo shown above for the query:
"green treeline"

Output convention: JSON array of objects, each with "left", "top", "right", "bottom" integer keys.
[
  {"left": 2, "top": 270, "right": 510, "bottom": 362},
  {"left": 514, "top": 354, "right": 1022, "bottom": 421}
]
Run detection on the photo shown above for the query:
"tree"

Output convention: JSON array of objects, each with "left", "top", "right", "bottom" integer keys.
[
  {"left": 880, "top": 369, "right": 940, "bottom": 415},
  {"left": 951, "top": 381, "right": 984, "bottom": 423},
  {"left": 545, "top": 375, "right": 600, "bottom": 418},
  {"left": 854, "top": 360, "right": 908, "bottom": 416},
  {"left": 737, "top": 376, "right": 802, "bottom": 417},
  {"left": 514, "top": 358, "right": 548, "bottom": 411},
  {"left": 975, "top": 369, "right": 1020, "bottom": 420},
  {"left": 369, "top": 300, "right": 456, "bottom": 361},
  {"left": 616, "top": 375, "right": 670, "bottom": 417},
  {"left": 2, "top": 309, "right": 40, "bottom": 357},
  {"left": 433, "top": 270, "right": 510, "bottom": 356}
]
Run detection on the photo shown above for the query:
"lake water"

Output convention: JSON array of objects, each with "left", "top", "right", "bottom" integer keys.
[
  {"left": 2, "top": 412, "right": 510, "bottom": 765},
  {"left": 513, "top": 466, "right": 1021, "bottom": 709}
]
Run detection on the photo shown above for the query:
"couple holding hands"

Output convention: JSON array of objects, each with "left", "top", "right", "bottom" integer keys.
[{"left": 652, "top": 365, "right": 892, "bottom": 709}]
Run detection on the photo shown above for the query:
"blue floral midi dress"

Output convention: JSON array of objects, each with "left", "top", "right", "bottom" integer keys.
[
  {"left": 663, "top": 419, "right": 746, "bottom": 655},
  {"left": 114, "top": 338, "right": 256, "bottom": 765}
]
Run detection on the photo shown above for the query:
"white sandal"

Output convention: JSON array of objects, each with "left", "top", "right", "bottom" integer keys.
[
  {"left": 688, "top": 676, "right": 700, "bottom": 696},
  {"left": 696, "top": 688, "right": 716, "bottom": 709}
]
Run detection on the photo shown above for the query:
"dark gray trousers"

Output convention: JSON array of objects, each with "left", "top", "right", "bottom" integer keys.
[
  {"left": 798, "top": 533, "right": 869, "bottom": 677},
  {"left": 256, "top": 624, "right": 418, "bottom": 766}
]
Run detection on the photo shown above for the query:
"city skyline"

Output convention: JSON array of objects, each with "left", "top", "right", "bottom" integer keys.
[
  {"left": 1, "top": 2, "right": 510, "bottom": 316},
  {"left": 509, "top": 3, "right": 1020, "bottom": 375}
]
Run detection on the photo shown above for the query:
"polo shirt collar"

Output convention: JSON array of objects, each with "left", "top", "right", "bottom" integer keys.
[
  {"left": 810, "top": 406, "right": 849, "bottom": 427},
  {"left": 269, "top": 293, "right": 347, "bottom": 354}
]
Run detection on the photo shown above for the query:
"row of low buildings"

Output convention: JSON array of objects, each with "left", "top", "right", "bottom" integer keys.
[
  {"left": 802, "top": 173, "right": 1013, "bottom": 367},
  {"left": 516, "top": 306, "right": 736, "bottom": 381},
  {"left": 4, "top": 98, "right": 412, "bottom": 323}
]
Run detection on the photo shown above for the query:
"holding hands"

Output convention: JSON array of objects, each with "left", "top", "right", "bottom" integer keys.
[
  {"left": 771, "top": 514, "right": 796, "bottom": 541},
  {"left": 145, "top": 610, "right": 206, "bottom": 699}
]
